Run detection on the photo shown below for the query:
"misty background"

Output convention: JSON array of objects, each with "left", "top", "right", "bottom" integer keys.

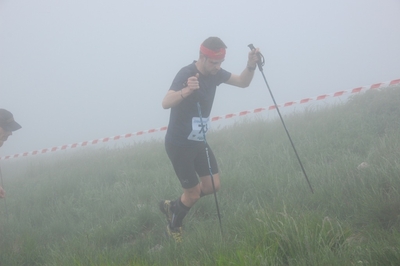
[{"left": 1, "top": 0, "right": 399, "bottom": 157}]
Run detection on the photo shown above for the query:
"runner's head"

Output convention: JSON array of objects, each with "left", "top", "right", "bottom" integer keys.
[{"left": 198, "top": 37, "right": 227, "bottom": 75}]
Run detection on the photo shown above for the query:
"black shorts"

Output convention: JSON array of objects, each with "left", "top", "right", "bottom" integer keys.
[{"left": 165, "top": 141, "right": 219, "bottom": 189}]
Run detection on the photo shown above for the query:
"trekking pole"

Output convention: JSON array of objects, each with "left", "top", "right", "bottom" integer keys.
[
  {"left": 196, "top": 100, "right": 224, "bottom": 235},
  {"left": 0, "top": 164, "right": 9, "bottom": 219},
  {"left": 248, "top": 44, "right": 314, "bottom": 193}
]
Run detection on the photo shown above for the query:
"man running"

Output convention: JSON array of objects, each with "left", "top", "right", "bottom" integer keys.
[{"left": 160, "top": 37, "right": 260, "bottom": 242}]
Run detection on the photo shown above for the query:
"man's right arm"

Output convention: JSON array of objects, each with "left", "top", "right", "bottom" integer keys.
[
  {"left": 162, "top": 74, "right": 200, "bottom": 109},
  {"left": 162, "top": 88, "right": 190, "bottom": 109}
]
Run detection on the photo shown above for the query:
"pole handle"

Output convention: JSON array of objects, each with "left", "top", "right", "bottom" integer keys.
[
  {"left": 247, "top": 44, "right": 263, "bottom": 71},
  {"left": 247, "top": 44, "right": 256, "bottom": 50}
]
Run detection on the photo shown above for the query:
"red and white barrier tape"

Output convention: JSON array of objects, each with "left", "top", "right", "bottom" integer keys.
[{"left": 1, "top": 79, "right": 399, "bottom": 160}]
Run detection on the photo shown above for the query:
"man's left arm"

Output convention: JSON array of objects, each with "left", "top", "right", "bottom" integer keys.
[{"left": 225, "top": 48, "right": 260, "bottom": 88}]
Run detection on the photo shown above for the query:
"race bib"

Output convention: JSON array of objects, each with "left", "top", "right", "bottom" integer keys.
[{"left": 187, "top": 116, "right": 210, "bottom": 141}]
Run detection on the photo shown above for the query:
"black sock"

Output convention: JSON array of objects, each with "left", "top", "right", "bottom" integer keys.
[
  {"left": 177, "top": 197, "right": 191, "bottom": 211},
  {"left": 170, "top": 197, "right": 190, "bottom": 228}
]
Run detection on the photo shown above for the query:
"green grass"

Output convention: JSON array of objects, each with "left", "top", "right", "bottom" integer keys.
[{"left": 1, "top": 86, "right": 400, "bottom": 265}]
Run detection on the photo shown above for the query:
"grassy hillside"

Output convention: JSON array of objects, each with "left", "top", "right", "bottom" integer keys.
[{"left": 1, "top": 86, "right": 400, "bottom": 265}]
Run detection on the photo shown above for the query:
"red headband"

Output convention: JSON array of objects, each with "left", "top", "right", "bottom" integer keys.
[{"left": 200, "top": 44, "right": 226, "bottom": 60}]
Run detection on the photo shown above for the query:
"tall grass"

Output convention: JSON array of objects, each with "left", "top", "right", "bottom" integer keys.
[{"left": 1, "top": 86, "right": 400, "bottom": 265}]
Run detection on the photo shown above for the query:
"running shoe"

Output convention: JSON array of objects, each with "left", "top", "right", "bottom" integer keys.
[{"left": 166, "top": 225, "right": 183, "bottom": 243}]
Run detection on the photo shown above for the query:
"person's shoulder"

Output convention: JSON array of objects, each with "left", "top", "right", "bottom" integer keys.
[
  {"left": 176, "top": 61, "right": 197, "bottom": 77},
  {"left": 178, "top": 61, "right": 196, "bottom": 73},
  {"left": 217, "top": 68, "right": 231, "bottom": 79},
  {"left": 170, "top": 62, "right": 196, "bottom": 90},
  {"left": 209, "top": 68, "right": 231, "bottom": 86}
]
